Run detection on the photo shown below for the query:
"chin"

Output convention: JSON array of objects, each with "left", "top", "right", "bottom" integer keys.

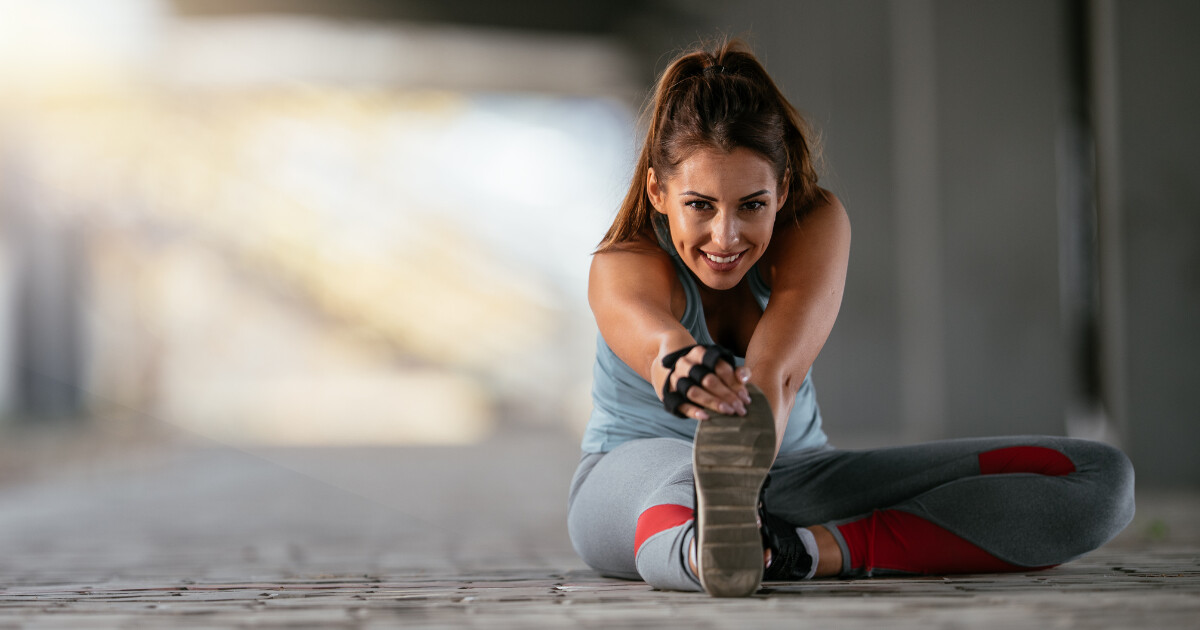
[{"left": 696, "top": 269, "right": 748, "bottom": 291}]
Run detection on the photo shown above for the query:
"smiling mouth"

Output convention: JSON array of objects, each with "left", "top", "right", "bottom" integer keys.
[{"left": 704, "top": 251, "right": 744, "bottom": 264}]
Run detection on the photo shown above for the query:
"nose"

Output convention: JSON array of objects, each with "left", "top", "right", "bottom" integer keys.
[{"left": 711, "top": 211, "right": 740, "bottom": 250}]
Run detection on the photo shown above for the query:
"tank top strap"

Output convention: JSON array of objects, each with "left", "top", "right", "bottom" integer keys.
[
  {"left": 651, "top": 212, "right": 677, "bottom": 256},
  {"left": 649, "top": 215, "right": 703, "bottom": 343},
  {"left": 747, "top": 264, "right": 771, "bottom": 311}
]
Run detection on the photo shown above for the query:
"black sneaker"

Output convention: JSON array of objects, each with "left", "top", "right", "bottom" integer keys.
[{"left": 759, "top": 502, "right": 815, "bottom": 581}]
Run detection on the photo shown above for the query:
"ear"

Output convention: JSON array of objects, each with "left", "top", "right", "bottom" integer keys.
[{"left": 647, "top": 168, "right": 667, "bottom": 214}]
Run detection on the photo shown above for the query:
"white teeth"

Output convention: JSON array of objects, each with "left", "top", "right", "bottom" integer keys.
[{"left": 706, "top": 252, "right": 739, "bottom": 264}]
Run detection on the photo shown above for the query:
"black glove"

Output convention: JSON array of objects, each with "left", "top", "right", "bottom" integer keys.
[{"left": 660, "top": 343, "right": 736, "bottom": 418}]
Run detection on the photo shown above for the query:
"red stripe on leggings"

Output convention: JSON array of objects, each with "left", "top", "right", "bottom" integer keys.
[
  {"left": 634, "top": 504, "right": 693, "bottom": 555},
  {"left": 978, "top": 446, "right": 1075, "bottom": 476},
  {"left": 837, "top": 509, "right": 1052, "bottom": 575}
]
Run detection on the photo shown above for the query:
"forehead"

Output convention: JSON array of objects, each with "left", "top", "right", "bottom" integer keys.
[{"left": 669, "top": 147, "right": 778, "bottom": 191}]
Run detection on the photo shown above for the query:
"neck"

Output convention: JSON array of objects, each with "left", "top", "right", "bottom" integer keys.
[{"left": 698, "top": 274, "right": 750, "bottom": 310}]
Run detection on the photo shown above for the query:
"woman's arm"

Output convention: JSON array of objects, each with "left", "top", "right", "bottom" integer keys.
[
  {"left": 745, "top": 193, "right": 851, "bottom": 452},
  {"left": 589, "top": 239, "right": 750, "bottom": 420}
]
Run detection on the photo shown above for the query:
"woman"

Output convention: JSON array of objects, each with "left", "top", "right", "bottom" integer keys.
[{"left": 567, "top": 39, "right": 1135, "bottom": 597}]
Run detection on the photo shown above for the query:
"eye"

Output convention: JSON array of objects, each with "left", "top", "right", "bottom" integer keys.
[
  {"left": 685, "top": 199, "right": 714, "bottom": 210},
  {"left": 741, "top": 200, "right": 766, "bottom": 211}
]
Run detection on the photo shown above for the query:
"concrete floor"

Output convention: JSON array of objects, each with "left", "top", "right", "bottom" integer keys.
[{"left": 0, "top": 426, "right": 1197, "bottom": 629}]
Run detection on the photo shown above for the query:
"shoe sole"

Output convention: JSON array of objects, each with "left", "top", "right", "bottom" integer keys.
[{"left": 692, "top": 384, "right": 776, "bottom": 597}]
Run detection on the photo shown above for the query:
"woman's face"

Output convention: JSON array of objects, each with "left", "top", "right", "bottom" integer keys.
[{"left": 648, "top": 147, "right": 786, "bottom": 291}]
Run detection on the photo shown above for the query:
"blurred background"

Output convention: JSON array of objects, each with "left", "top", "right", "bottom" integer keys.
[{"left": 0, "top": 0, "right": 1196, "bottom": 492}]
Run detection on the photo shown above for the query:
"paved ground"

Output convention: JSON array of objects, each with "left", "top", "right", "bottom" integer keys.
[{"left": 0, "top": 425, "right": 1197, "bottom": 629}]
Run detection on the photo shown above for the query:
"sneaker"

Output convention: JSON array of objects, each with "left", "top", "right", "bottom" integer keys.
[
  {"left": 760, "top": 503, "right": 815, "bottom": 581},
  {"left": 692, "top": 383, "right": 776, "bottom": 597}
]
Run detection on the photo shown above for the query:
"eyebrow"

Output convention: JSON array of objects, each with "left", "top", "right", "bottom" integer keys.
[{"left": 680, "top": 189, "right": 771, "bottom": 202}]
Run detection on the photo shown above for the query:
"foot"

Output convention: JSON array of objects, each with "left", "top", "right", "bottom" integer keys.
[
  {"left": 692, "top": 383, "right": 775, "bottom": 597},
  {"left": 760, "top": 506, "right": 816, "bottom": 581}
]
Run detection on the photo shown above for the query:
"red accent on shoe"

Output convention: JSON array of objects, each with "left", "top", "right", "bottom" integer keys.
[
  {"left": 836, "top": 509, "right": 1054, "bottom": 575},
  {"left": 978, "top": 446, "right": 1076, "bottom": 476},
  {"left": 634, "top": 504, "right": 694, "bottom": 556}
]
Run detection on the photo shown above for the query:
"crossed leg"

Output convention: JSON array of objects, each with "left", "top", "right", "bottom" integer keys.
[
  {"left": 567, "top": 435, "right": 1135, "bottom": 590},
  {"left": 765, "top": 436, "right": 1136, "bottom": 576}
]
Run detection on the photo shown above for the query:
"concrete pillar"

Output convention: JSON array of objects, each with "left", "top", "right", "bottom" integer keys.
[{"left": 1112, "top": 0, "right": 1200, "bottom": 488}]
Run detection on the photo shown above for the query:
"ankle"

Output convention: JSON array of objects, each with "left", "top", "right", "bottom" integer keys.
[{"left": 808, "top": 525, "right": 844, "bottom": 577}]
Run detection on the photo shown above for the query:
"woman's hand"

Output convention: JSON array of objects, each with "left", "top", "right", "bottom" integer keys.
[{"left": 655, "top": 344, "right": 754, "bottom": 420}]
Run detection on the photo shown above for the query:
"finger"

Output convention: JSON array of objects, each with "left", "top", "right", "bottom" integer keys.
[
  {"left": 735, "top": 366, "right": 753, "bottom": 403},
  {"left": 677, "top": 402, "right": 709, "bottom": 421},
  {"left": 709, "top": 360, "right": 743, "bottom": 392},
  {"left": 709, "top": 359, "right": 752, "bottom": 406},
  {"left": 686, "top": 363, "right": 715, "bottom": 388},
  {"left": 695, "top": 372, "right": 746, "bottom": 414},
  {"left": 673, "top": 348, "right": 748, "bottom": 411},
  {"left": 701, "top": 344, "right": 740, "bottom": 401},
  {"left": 679, "top": 347, "right": 730, "bottom": 388},
  {"left": 674, "top": 376, "right": 700, "bottom": 400},
  {"left": 700, "top": 345, "right": 734, "bottom": 370},
  {"left": 736, "top": 366, "right": 751, "bottom": 383},
  {"left": 661, "top": 344, "right": 699, "bottom": 371},
  {"left": 685, "top": 379, "right": 743, "bottom": 416},
  {"left": 669, "top": 353, "right": 703, "bottom": 391},
  {"left": 662, "top": 390, "right": 689, "bottom": 418}
]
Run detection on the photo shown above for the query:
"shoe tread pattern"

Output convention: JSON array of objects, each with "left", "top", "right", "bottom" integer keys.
[{"left": 692, "top": 384, "right": 775, "bottom": 598}]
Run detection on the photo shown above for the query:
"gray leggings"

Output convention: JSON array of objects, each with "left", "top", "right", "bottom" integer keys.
[{"left": 567, "top": 435, "right": 1135, "bottom": 591}]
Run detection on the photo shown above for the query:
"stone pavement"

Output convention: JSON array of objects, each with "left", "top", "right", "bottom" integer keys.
[{"left": 0, "top": 426, "right": 1197, "bottom": 629}]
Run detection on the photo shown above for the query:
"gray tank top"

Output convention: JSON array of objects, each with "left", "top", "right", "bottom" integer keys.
[{"left": 581, "top": 214, "right": 828, "bottom": 454}]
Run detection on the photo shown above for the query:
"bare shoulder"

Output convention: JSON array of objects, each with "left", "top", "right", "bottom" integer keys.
[
  {"left": 760, "top": 191, "right": 851, "bottom": 289},
  {"left": 774, "top": 191, "right": 850, "bottom": 248},
  {"left": 590, "top": 234, "right": 672, "bottom": 277},
  {"left": 589, "top": 233, "right": 683, "bottom": 316}
]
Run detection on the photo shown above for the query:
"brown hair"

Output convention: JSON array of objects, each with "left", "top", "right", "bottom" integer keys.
[{"left": 596, "top": 38, "right": 828, "bottom": 252}]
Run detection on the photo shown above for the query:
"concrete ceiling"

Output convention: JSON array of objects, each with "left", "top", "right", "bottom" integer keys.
[{"left": 169, "top": 0, "right": 659, "bottom": 35}]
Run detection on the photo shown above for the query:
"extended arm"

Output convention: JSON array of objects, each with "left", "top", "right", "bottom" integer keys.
[
  {"left": 745, "top": 194, "right": 851, "bottom": 453},
  {"left": 589, "top": 239, "right": 749, "bottom": 419}
]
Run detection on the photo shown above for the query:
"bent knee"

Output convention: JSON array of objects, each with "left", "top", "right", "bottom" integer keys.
[
  {"left": 1073, "top": 441, "right": 1136, "bottom": 547},
  {"left": 1091, "top": 442, "right": 1135, "bottom": 515}
]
